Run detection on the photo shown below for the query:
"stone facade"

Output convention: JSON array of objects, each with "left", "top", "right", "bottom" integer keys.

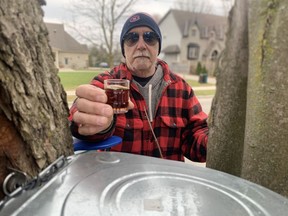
[
  {"left": 57, "top": 52, "right": 89, "bottom": 69},
  {"left": 46, "top": 23, "right": 89, "bottom": 69},
  {"left": 159, "top": 10, "right": 227, "bottom": 76}
]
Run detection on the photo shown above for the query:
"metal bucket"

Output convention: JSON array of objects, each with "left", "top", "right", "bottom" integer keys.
[{"left": 1, "top": 151, "right": 288, "bottom": 216}]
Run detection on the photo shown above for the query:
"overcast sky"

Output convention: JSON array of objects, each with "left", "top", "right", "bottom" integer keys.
[{"left": 43, "top": 0, "right": 229, "bottom": 24}]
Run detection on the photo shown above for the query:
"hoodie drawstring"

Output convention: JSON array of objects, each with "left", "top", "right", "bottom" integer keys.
[
  {"left": 143, "top": 107, "right": 164, "bottom": 159},
  {"left": 148, "top": 84, "right": 153, "bottom": 122}
]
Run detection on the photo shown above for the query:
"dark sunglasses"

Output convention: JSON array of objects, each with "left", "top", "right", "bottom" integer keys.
[{"left": 123, "top": 31, "right": 159, "bottom": 47}]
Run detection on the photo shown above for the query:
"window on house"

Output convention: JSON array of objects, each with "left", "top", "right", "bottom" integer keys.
[
  {"left": 191, "top": 29, "right": 196, "bottom": 37},
  {"left": 203, "top": 27, "right": 209, "bottom": 38},
  {"left": 187, "top": 43, "right": 199, "bottom": 60},
  {"left": 210, "top": 31, "right": 215, "bottom": 39},
  {"left": 211, "top": 50, "right": 218, "bottom": 61},
  {"left": 65, "top": 58, "right": 69, "bottom": 65},
  {"left": 219, "top": 26, "right": 224, "bottom": 39}
]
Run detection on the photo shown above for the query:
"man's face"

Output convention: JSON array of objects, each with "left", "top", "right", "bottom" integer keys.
[{"left": 123, "top": 26, "right": 159, "bottom": 77}]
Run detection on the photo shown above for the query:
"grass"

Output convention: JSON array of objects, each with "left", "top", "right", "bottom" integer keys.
[
  {"left": 194, "top": 90, "right": 216, "bottom": 96},
  {"left": 58, "top": 71, "right": 101, "bottom": 90},
  {"left": 59, "top": 70, "right": 215, "bottom": 106},
  {"left": 58, "top": 71, "right": 214, "bottom": 91},
  {"left": 186, "top": 80, "right": 214, "bottom": 88}
]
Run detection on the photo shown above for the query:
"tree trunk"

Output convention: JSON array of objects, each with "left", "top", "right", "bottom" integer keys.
[
  {"left": 207, "top": 0, "right": 288, "bottom": 198},
  {"left": 206, "top": 0, "right": 249, "bottom": 176},
  {"left": 241, "top": 0, "right": 288, "bottom": 196},
  {"left": 0, "top": 0, "right": 73, "bottom": 198}
]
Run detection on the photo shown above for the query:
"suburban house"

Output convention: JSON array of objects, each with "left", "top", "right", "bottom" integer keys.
[
  {"left": 158, "top": 9, "right": 228, "bottom": 75},
  {"left": 45, "top": 23, "right": 89, "bottom": 69}
]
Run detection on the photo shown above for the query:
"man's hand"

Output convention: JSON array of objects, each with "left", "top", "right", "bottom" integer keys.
[{"left": 72, "top": 84, "right": 134, "bottom": 135}]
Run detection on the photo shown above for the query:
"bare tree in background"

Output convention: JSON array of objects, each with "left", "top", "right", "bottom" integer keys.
[
  {"left": 174, "top": 0, "right": 234, "bottom": 16},
  {"left": 68, "top": 0, "right": 137, "bottom": 67},
  {"left": 221, "top": 0, "right": 235, "bottom": 16},
  {"left": 174, "top": 0, "right": 212, "bottom": 14}
]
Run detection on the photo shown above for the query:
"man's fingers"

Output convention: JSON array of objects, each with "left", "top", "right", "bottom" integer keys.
[
  {"left": 73, "top": 111, "right": 112, "bottom": 127},
  {"left": 76, "top": 84, "right": 134, "bottom": 112},
  {"left": 77, "top": 124, "right": 108, "bottom": 135},
  {"left": 75, "top": 84, "right": 107, "bottom": 103},
  {"left": 128, "top": 100, "right": 134, "bottom": 110},
  {"left": 76, "top": 98, "right": 114, "bottom": 117}
]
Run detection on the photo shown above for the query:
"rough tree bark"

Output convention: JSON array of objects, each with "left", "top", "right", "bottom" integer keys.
[
  {"left": 206, "top": 0, "right": 249, "bottom": 176},
  {"left": 207, "top": 0, "right": 288, "bottom": 197},
  {"left": 242, "top": 0, "right": 288, "bottom": 196},
  {"left": 0, "top": 0, "right": 73, "bottom": 198}
]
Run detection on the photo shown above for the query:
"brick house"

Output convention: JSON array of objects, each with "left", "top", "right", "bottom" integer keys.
[
  {"left": 158, "top": 9, "right": 228, "bottom": 75},
  {"left": 45, "top": 23, "right": 89, "bottom": 69}
]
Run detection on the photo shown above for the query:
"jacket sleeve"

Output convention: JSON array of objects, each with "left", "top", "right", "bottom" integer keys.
[
  {"left": 181, "top": 89, "right": 209, "bottom": 162},
  {"left": 68, "top": 72, "right": 116, "bottom": 142},
  {"left": 69, "top": 111, "right": 116, "bottom": 142}
]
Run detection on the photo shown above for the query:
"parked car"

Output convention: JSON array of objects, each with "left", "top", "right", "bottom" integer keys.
[{"left": 99, "top": 62, "right": 109, "bottom": 68}]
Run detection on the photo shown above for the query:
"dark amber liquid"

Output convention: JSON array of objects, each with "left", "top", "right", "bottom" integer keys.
[{"left": 105, "top": 86, "right": 129, "bottom": 113}]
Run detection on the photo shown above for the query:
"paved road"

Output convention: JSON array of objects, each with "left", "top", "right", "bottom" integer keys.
[{"left": 198, "top": 96, "right": 213, "bottom": 114}]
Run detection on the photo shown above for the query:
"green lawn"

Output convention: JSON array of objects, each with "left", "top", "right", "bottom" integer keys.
[
  {"left": 58, "top": 72, "right": 96, "bottom": 91},
  {"left": 60, "top": 71, "right": 215, "bottom": 105},
  {"left": 58, "top": 71, "right": 214, "bottom": 92},
  {"left": 58, "top": 71, "right": 101, "bottom": 90},
  {"left": 186, "top": 80, "right": 214, "bottom": 88},
  {"left": 194, "top": 90, "right": 216, "bottom": 96}
]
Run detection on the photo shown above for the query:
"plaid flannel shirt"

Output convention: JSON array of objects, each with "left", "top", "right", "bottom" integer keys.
[{"left": 69, "top": 60, "right": 208, "bottom": 162}]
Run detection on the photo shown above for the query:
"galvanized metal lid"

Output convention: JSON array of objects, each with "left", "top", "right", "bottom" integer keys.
[{"left": 1, "top": 151, "right": 288, "bottom": 216}]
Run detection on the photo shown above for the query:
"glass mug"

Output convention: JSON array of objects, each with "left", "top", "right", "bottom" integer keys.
[{"left": 104, "top": 79, "right": 130, "bottom": 114}]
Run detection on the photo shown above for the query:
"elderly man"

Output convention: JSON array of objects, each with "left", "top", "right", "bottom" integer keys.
[{"left": 69, "top": 12, "right": 208, "bottom": 162}]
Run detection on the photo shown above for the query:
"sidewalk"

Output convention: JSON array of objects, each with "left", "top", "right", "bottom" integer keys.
[
  {"left": 66, "top": 74, "right": 216, "bottom": 96},
  {"left": 176, "top": 73, "right": 216, "bottom": 84},
  {"left": 66, "top": 90, "right": 76, "bottom": 96}
]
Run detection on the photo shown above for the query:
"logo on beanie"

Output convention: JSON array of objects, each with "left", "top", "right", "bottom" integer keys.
[{"left": 130, "top": 15, "right": 140, "bottom": 23}]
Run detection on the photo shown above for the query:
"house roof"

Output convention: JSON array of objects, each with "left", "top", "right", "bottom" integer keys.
[
  {"left": 159, "top": 9, "right": 227, "bottom": 40},
  {"left": 162, "top": 45, "right": 180, "bottom": 54},
  {"left": 202, "top": 40, "right": 223, "bottom": 57},
  {"left": 45, "top": 23, "right": 89, "bottom": 54}
]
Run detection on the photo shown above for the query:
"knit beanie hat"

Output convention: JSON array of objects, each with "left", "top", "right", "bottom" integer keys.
[{"left": 120, "top": 12, "right": 162, "bottom": 57}]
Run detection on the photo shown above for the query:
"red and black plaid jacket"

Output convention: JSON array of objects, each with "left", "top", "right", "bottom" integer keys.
[{"left": 69, "top": 60, "right": 208, "bottom": 162}]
